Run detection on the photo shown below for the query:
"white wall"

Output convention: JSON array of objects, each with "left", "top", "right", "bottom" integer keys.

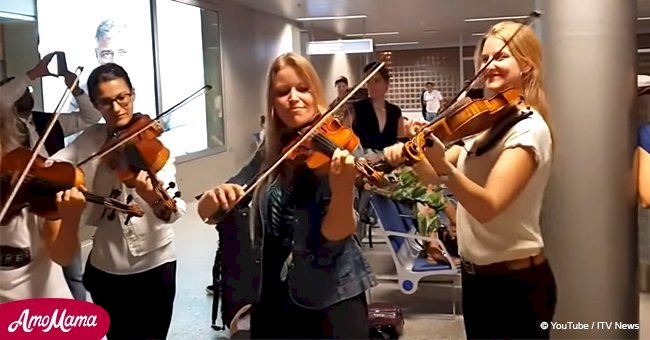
[
  {"left": 166, "top": 0, "right": 297, "bottom": 198},
  {"left": 305, "top": 29, "right": 365, "bottom": 104},
  {"left": 173, "top": 0, "right": 364, "bottom": 199}
]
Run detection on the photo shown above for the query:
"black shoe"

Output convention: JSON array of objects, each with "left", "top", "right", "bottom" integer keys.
[{"left": 206, "top": 285, "right": 214, "bottom": 295}]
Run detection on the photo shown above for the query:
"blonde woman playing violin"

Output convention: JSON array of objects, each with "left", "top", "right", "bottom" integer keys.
[
  {"left": 198, "top": 52, "right": 376, "bottom": 339},
  {"left": 384, "top": 21, "right": 556, "bottom": 340}
]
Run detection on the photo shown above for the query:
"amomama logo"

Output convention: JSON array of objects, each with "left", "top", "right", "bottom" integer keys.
[{"left": 0, "top": 298, "right": 110, "bottom": 339}]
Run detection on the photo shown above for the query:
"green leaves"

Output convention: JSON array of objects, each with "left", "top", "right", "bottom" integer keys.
[{"left": 367, "top": 166, "right": 449, "bottom": 235}]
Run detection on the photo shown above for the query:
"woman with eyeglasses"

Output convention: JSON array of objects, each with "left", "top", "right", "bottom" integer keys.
[{"left": 49, "top": 63, "right": 186, "bottom": 340}]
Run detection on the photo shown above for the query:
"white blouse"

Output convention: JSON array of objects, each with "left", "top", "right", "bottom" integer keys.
[
  {"left": 456, "top": 109, "right": 552, "bottom": 265},
  {"left": 52, "top": 123, "right": 186, "bottom": 274},
  {"left": 0, "top": 209, "right": 73, "bottom": 302}
]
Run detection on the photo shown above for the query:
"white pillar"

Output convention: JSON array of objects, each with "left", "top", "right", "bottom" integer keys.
[{"left": 542, "top": 0, "right": 639, "bottom": 338}]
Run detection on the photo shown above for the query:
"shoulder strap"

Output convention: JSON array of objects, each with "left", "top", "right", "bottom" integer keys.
[{"left": 474, "top": 107, "right": 533, "bottom": 157}]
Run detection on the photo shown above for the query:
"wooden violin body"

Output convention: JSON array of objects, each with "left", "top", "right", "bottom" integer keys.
[
  {"left": 0, "top": 147, "right": 144, "bottom": 224},
  {"left": 284, "top": 115, "right": 389, "bottom": 187},
  {"left": 102, "top": 113, "right": 179, "bottom": 213},
  {"left": 402, "top": 88, "right": 523, "bottom": 163},
  {"left": 104, "top": 113, "right": 170, "bottom": 187}
]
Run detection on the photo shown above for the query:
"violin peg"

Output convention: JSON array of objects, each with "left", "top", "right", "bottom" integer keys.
[
  {"left": 174, "top": 191, "right": 182, "bottom": 199},
  {"left": 168, "top": 182, "right": 176, "bottom": 189}
]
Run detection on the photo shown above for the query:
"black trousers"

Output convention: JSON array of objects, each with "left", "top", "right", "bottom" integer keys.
[
  {"left": 461, "top": 259, "right": 557, "bottom": 340},
  {"left": 251, "top": 283, "right": 369, "bottom": 339},
  {"left": 83, "top": 260, "right": 177, "bottom": 340}
]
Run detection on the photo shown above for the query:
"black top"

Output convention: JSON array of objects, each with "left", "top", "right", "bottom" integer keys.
[
  {"left": 19, "top": 111, "right": 65, "bottom": 155},
  {"left": 351, "top": 98, "right": 402, "bottom": 151}
]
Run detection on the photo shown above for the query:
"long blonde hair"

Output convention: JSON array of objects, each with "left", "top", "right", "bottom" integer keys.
[
  {"left": 474, "top": 21, "right": 552, "bottom": 137},
  {"left": 249, "top": 52, "right": 328, "bottom": 236},
  {"left": 262, "top": 52, "right": 328, "bottom": 167}
]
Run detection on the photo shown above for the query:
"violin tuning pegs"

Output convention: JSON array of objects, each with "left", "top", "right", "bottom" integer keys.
[
  {"left": 174, "top": 191, "right": 182, "bottom": 199},
  {"left": 168, "top": 182, "right": 176, "bottom": 189}
]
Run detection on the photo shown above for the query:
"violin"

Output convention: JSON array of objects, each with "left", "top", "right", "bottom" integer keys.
[
  {"left": 76, "top": 85, "right": 212, "bottom": 217},
  {"left": 374, "top": 11, "right": 541, "bottom": 168},
  {"left": 101, "top": 113, "right": 179, "bottom": 214},
  {"left": 0, "top": 66, "right": 85, "bottom": 224},
  {"left": 400, "top": 87, "right": 524, "bottom": 163},
  {"left": 200, "top": 60, "right": 390, "bottom": 224},
  {"left": 284, "top": 114, "right": 389, "bottom": 187},
  {"left": 0, "top": 147, "right": 144, "bottom": 225}
]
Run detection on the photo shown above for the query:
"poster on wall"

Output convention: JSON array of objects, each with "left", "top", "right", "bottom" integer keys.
[
  {"left": 36, "top": 0, "right": 213, "bottom": 157},
  {"left": 35, "top": 0, "right": 156, "bottom": 130}
]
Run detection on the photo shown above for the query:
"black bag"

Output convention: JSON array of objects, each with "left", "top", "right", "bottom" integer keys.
[{"left": 211, "top": 206, "right": 261, "bottom": 330}]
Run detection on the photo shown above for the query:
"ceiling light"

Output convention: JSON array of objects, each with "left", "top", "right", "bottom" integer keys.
[
  {"left": 0, "top": 11, "right": 35, "bottom": 21},
  {"left": 375, "top": 41, "right": 419, "bottom": 47},
  {"left": 639, "top": 17, "right": 650, "bottom": 21},
  {"left": 422, "top": 29, "right": 438, "bottom": 34},
  {"left": 471, "top": 32, "right": 485, "bottom": 36},
  {"left": 345, "top": 31, "right": 399, "bottom": 37},
  {"left": 297, "top": 15, "right": 367, "bottom": 21},
  {"left": 464, "top": 15, "right": 528, "bottom": 22},
  {"left": 306, "top": 39, "right": 374, "bottom": 55}
]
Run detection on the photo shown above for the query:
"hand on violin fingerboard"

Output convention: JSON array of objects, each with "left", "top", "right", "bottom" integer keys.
[
  {"left": 328, "top": 149, "right": 357, "bottom": 195},
  {"left": 133, "top": 170, "right": 160, "bottom": 204}
]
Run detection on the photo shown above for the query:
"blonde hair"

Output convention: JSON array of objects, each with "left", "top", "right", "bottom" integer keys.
[
  {"left": 249, "top": 52, "right": 328, "bottom": 236},
  {"left": 262, "top": 52, "right": 328, "bottom": 166},
  {"left": 474, "top": 21, "right": 552, "bottom": 137}
]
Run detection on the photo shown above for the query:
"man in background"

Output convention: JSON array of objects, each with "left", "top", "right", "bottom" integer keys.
[
  {"left": 65, "top": 19, "right": 130, "bottom": 114},
  {"left": 421, "top": 81, "right": 443, "bottom": 121}
]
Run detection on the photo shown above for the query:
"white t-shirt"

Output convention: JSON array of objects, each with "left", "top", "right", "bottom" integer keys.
[
  {"left": 456, "top": 109, "right": 552, "bottom": 265},
  {"left": 51, "top": 124, "right": 186, "bottom": 275},
  {"left": 423, "top": 89, "right": 443, "bottom": 114},
  {"left": 0, "top": 209, "right": 73, "bottom": 302}
]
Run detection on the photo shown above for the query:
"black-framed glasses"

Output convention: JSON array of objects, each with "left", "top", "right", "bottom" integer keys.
[{"left": 96, "top": 92, "right": 133, "bottom": 109}]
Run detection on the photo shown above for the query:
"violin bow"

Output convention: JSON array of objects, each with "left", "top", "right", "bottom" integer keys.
[
  {"left": 420, "top": 11, "right": 541, "bottom": 135},
  {"left": 77, "top": 85, "right": 212, "bottom": 167},
  {"left": 201, "top": 60, "right": 388, "bottom": 223},
  {"left": 0, "top": 67, "right": 84, "bottom": 223}
]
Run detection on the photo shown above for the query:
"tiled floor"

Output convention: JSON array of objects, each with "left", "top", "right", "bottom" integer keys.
[{"left": 81, "top": 202, "right": 649, "bottom": 339}]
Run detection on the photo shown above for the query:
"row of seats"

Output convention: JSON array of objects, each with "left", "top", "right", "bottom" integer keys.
[{"left": 361, "top": 193, "right": 461, "bottom": 317}]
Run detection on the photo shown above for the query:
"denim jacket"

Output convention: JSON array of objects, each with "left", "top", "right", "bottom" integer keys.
[{"left": 226, "top": 144, "right": 377, "bottom": 310}]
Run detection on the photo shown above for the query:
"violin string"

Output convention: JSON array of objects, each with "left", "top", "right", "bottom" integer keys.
[
  {"left": 12, "top": 173, "right": 132, "bottom": 212},
  {"left": 310, "top": 134, "right": 381, "bottom": 181},
  {"left": 77, "top": 85, "right": 211, "bottom": 168},
  {"left": 0, "top": 67, "right": 85, "bottom": 223},
  {"left": 234, "top": 62, "right": 389, "bottom": 208},
  {"left": 419, "top": 11, "right": 540, "bottom": 136}
]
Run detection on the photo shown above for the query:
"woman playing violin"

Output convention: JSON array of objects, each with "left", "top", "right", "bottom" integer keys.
[
  {"left": 197, "top": 52, "right": 376, "bottom": 339},
  {"left": 50, "top": 63, "right": 185, "bottom": 339},
  {"left": 0, "top": 102, "right": 86, "bottom": 302},
  {"left": 384, "top": 21, "right": 556, "bottom": 339}
]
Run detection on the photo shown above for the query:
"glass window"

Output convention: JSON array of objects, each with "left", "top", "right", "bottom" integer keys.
[
  {"left": 36, "top": 0, "right": 157, "bottom": 121},
  {"left": 155, "top": 0, "right": 225, "bottom": 158}
]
